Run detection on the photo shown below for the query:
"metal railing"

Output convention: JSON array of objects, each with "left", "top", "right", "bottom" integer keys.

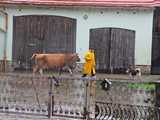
[
  {"left": 0, "top": 74, "right": 49, "bottom": 116},
  {"left": 0, "top": 73, "right": 88, "bottom": 119},
  {"left": 95, "top": 102, "right": 160, "bottom": 120},
  {"left": 0, "top": 73, "right": 160, "bottom": 120}
]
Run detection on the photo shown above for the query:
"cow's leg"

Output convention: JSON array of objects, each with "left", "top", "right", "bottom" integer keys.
[
  {"left": 58, "top": 67, "right": 62, "bottom": 76},
  {"left": 67, "top": 67, "right": 73, "bottom": 76},
  {"left": 33, "top": 65, "right": 39, "bottom": 75}
]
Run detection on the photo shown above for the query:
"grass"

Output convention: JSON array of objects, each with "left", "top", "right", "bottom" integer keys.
[{"left": 128, "top": 83, "right": 155, "bottom": 91}]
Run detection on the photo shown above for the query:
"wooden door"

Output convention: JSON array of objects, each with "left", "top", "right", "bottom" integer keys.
[
  {"left": 44, "top": 16, "right": 76, "bottom": 53},
  {"left": 110, "top": 28, "right": 135, "bottom": 73},
  {"left": 89, "top": 28, "right": 135, "bottom": 73},
  {"left": 13, "top": 15, "right": 76, "bottom": 70},
  {"left": 90, "top": 28, "right": 111, "bottom": 72},
  {"left": 151, "top": 8, "right": 160, "bottom": 74}
]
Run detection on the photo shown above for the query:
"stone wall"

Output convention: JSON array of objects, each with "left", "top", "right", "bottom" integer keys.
[
  {"left": 136, "top": 65, "right": 151, "bottom": 74},
  {"left": 96, "top": 81, "right": 155, "bottom": 106}
]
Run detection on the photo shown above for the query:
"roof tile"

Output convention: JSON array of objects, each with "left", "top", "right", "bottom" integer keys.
[{"left": 0, "top": 0, "right": 159, "bottom": 7}]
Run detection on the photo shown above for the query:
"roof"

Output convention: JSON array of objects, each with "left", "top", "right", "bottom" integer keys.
[{"left": 0, "top": 0, "right": 160, "bottom": 8}]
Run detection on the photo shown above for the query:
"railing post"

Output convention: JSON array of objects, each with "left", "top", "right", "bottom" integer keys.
[
  {"left": 85, "top": 78, "right": 96, "bottom": 119},
  {"left": 89, "top": 80, "right": 96, "bottom": 119},
  {"left": 84, "top": 80, "right": 89, "bottom": 119},
  {"left": 48, "top": 77, "right": 53, "bottom": 118}
]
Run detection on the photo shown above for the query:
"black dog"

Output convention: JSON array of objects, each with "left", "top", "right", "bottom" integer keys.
[{"left": 101, "top": 78, "right": 112, "bottom": 91}]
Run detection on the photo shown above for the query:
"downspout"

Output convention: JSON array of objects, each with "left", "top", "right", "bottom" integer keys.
[{"left": 0, "top": 10, "right": 8, "bottom": 72}]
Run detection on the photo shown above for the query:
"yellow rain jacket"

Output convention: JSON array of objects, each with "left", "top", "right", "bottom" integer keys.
[{"left": 82, "top": 50, "right": 96, "bottom": 76}]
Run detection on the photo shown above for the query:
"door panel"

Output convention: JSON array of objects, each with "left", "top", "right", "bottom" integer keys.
[
  {"left": 110, "top": 28, "right": 135, "bottom": 73},
  {"left": 89, "top": 28, "right": 135, "bottom": 73},
  {"left": 151, "top": 8, "right": 160, "bottom": 74},
  {"left": 44, "top": 17, "right": 76, "bottom": 53},
  {"left": 90, "top": 28, "right": 111, "bottom": 72}
]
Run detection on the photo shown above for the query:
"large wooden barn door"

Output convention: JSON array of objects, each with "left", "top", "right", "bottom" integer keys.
[
  {"left": 151, "top": 8, "right": 160, "bottom": 74},
  {"left": 90, "top": 28, "right": 135, "bottom": 73},
  {"left": 13, "top": 15, "right": 76, "bottom": 70},
  {"left": 90, "top": 28, "right": 111, "bottom": 72},
  {"left": 110, "top": 28, "right": 135, "bottom": 73},
  {"left": 44, "top": 17, "right": 76, "bottom": 53}
]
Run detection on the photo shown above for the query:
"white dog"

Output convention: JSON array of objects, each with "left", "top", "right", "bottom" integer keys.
[{"left": 126, "top": 66, "right": 142, "bottom": 80}]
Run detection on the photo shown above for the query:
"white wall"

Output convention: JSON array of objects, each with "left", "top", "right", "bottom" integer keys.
[
  {"left": 0, "top": 12, "right": 6, "bottom": 60},
  {"left": 0, "top": 31, "right": 5, "bottom": 60},
  {"left": 3, "top": 7, "right": 153, "bottom": 65}
]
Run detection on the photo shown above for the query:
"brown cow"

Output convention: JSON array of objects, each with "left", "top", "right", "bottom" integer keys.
[{"left": 31, "top": 53, "right": 80, "bottom": 75}]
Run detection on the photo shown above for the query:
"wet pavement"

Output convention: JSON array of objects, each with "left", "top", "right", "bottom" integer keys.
[
  {"left": 1, "top": 72, "right": 160, "bottom": 82},
  {"left": 96, "top": 73, "right": 160, "bottom": 82},
  {"left": 0, "top": 113, "right": 77, "bottom": 120}
]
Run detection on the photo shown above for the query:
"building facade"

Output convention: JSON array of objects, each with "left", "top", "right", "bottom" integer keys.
[{"left": 0, "top": 0, "right": 159, "bottom": 73}]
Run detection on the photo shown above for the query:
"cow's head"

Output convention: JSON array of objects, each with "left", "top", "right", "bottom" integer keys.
[
  {"left": 67, "top": 53, "right": 80, "bottom": 69},
  {"left": 31, "top": 53, "right": 37, "bottom": 60},
  {"left": 74, "top": 53, "right": 80, "bottom": 62}
]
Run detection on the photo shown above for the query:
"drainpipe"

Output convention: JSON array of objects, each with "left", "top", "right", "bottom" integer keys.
[{"left": 0, "top": 10, "right": 8, "bottom": 72}]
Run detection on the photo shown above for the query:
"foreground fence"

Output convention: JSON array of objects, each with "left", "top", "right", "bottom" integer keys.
[
  {"left": 95, "top": 102, "right": 160, "bottom": 120},
  {"left": 50, "top": 76, "right": 87, "bottom": 119},
  {"left": 95, "top": 79, "right": 160, "bottom": 120},
  {"left": 0, "top": 74, "right": 49, "bottom": 116},
  {"left": 0, "top": 73, "right": 160, "bottom": 120},
  {"left": 0, "top": 73, "right": 89, "bottom": 119}
]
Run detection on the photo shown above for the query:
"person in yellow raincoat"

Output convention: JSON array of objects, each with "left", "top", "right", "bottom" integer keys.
[{"left": 82, "top": 48, "right": 96, "bottom": 77}]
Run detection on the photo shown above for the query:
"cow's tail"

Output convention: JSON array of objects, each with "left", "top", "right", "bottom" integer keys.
[{"left": 31, "top": 54, "right": 37, "bottom": 60}]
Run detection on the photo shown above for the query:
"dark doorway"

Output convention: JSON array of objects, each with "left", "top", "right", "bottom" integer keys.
[
  {"left": 12, "top": 15, "right": 76, "bottom": 70},
  {"left": 90, "top": 28, "right": 135, "bottom": 73},
  {"left": 151, "top": 8, "right": 160, "bottom": 74}
]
